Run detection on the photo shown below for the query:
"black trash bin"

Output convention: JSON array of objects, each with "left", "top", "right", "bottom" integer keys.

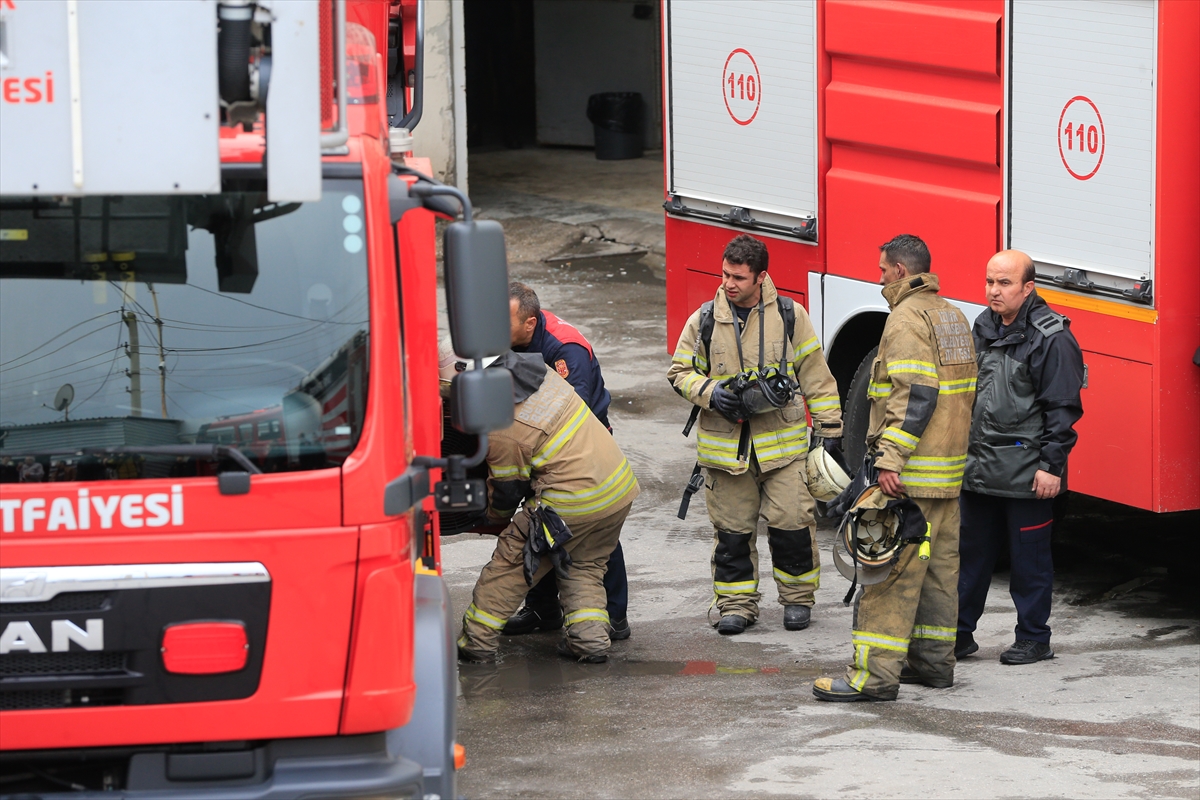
[{"left": 587, "top": 92, "right": 644, "bottom": 160}]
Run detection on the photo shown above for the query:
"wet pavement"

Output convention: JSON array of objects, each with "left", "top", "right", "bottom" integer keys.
[{"left": 442, "top": 148, "right": 1200, "bottom": 799}]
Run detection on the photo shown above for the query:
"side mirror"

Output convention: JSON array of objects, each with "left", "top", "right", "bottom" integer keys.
[
  {"left": 451, "top": 367, "right": 514, "bottom": 434},
  {"left": 443, "top": 220, "right": 510, "bottom": 359}
]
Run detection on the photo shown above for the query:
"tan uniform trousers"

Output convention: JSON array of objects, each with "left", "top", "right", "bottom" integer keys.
[
  {"left": 844, "top": 496, "right": 960, "bottom": 699},
  {"left": 705, "top": 456, "right": 820, "bottom": 621},
  {"left": 459, "top": 504, "right": 630, "bottom": 658}
]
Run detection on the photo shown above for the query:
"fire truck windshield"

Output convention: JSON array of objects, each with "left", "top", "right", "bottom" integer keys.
[{"left": 0, "top": 179, "right": 370, "bottom": 481}]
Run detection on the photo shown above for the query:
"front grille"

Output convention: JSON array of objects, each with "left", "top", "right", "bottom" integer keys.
[
  {"left": 2, "top": 591, "right": 110, "bottom": 614},
  {"left": 0, "top": 687, "right": 124, "bottom": 710},
  {"left": 0, "top": 651, "right": 126, "bottom": 677}
]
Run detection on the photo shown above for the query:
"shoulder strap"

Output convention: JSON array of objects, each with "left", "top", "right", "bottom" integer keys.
[
  {"left": 775, "top": 296, "right": 796, "bottom": 370},
  {"left": 1030, "top": 309, "right": 1066, "bottom": 338},
  {"left": 697, "top": 301, "right": 716, "bottom": 365}
]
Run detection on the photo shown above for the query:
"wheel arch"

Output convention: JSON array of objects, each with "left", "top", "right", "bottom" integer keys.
[{"left": 826, "top": 311, "right": 888, "bottom": 403}]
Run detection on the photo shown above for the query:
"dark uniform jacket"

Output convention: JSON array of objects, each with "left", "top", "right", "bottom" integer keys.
[
  {"left": 516, "top": 311, "right": 612, "bottom": 429},
  {"left": 963, "top": 290, "right": 1084, "bottom": 498}
]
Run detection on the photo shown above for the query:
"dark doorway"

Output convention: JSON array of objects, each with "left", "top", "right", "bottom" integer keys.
[{"left": 463, "top": 0, "right": 537, "bottom": 150}]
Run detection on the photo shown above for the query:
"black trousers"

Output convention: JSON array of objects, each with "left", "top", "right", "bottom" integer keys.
[
  {"left": 957, "top": 490, "right": 1055, "bottom": 644},
  {"left": 524, "top": 541, "right": 628, "bottom": 621}
]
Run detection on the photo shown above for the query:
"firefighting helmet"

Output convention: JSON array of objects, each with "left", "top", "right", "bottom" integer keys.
[
  {"left": 806, "top": 442, "right": 851, "bottom": 502},
  {"left": 831, "top": 485, "right": 902, "bottom": 585}
]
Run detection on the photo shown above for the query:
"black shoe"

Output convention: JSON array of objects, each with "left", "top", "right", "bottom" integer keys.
[
  {"left": 1000, "top": 640, "right": 1054, "bottom": 665},
  {"left": 783, "top": 605, "right": 811, "bottom": 631},
  {"left": 812, "top": 677, "right": 890, "bottom": 702},
  {"left": 608, "top": 617, "right": 631, "bottom": 641},
  {"left": 556, "top": 639, "right": 608, "bottom": 664},
  {"left": 955, "top": 632, "right": 979, "bottom": 660},
  {"left": 899, "top": 665, "right": 953, "bottom": 688},
  {"left": 502, "top": 605, "right": 563, "bottom": 636},
  {"left": 716, "top": 615, "right": 751, "bottom": 635},
  {"left": 457, "top": 645, "right": 496, "bottom": 664}
]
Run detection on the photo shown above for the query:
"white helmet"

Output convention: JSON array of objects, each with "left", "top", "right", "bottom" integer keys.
[
  {"left": 806, "top": 442, "right": 851, "bottom": 502},
  {"left": 831, "top": 485, "right": 903, "bottom": 586}
]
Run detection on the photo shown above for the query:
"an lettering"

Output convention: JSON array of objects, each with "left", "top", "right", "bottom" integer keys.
[
  {"left": 0, "top": 499, "right": 19, "bottom": 533},
  {"left": 0, "top": 621, "right": 47, "bottom": 654},
  {"left": 91, "top": 495, "right": 120, "bottom": 529},
  {"left": 51, "top": 619, "right": 104, "bottom": 652},
  {"left": 144, "top": 493, "right": 171, "bottom": 527},
  {"left": 21, "top": 497, "right": 45, "bottom": 532},
  {"left": 119, "top": 494, "right": 144, "bottom": 528},
  {"left": 0, "top": 490, "right": 185, "bottom": 533},
  {"left": 171, "top": 484, "right": 184, "bottom": 525},
  {"left": 78, "top": 489, "right": 90, "bottom": 528},
  {"left": 46, "top": 497, "right": 78, "bottom": 531},
  {"left": 1, "top": 73, "right": 54, "bottom": 104}
]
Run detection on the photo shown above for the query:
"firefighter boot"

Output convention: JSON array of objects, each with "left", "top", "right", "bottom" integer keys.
[
  {"left": 783, "top": 605, "right": 811, "bottom": 631},
  {"left": 716, "top": 614, "right": 751, "bottom": 635},
  {"left": 557, "top": 638, "right": 607, "bottom": 664},
  {"left": 813, "top": 677, "right": 887, "bottom": 702},
  {"left": 502, "top": 603, "right": 564, "bottom": 636}
]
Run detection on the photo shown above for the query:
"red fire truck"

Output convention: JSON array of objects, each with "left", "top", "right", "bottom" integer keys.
[
  {"left": 661, "top": 0, "right": 1199, "bottom": 512},
  {"left": 0, "top": 0, "right": 513, "bottom": 796}
]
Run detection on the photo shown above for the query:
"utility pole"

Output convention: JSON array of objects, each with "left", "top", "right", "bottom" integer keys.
[
  {"left": 148, "top": 284, "right": 168, "bottom": 418},
  {"left": 124, "top": 311, "right": 142, "bottom": 418}
]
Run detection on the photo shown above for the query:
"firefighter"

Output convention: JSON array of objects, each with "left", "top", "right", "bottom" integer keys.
[
  {"left": 456, "top": 351, "right": 640, "bottom": 664},
  {"left": 501, "top": 282, "right": 631, "bottom": 641},
  {"left": 957, "top": 250, "right": 1084, "bottom": 665},
  {"left": 814, "top": 233, "right": 977, "bottom": 702},
  {"left": 667, "top": 234, "right": 843, "bottom": 635}
]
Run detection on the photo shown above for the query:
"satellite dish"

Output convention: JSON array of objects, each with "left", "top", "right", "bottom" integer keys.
[{"left": 54, "top": 384, "right": 75, "bottom": 412}]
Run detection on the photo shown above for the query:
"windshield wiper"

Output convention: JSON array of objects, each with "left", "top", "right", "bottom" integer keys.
[{"left": 15, "top": 444, "right": 263, "bottom": 475}]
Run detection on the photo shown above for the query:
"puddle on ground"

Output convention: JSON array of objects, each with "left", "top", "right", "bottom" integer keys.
[{"left": 546, "top": 253, "right": 662, "bottom": 285}]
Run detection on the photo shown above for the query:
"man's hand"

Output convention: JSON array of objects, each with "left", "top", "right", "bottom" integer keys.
[
  {"left": 1032, "top": 469, "right": 1062, "bottom": 500},
  {"left": 710, "top": 385, "right": 743, "bottom": 423},
  {"left": 877, "top": 469, "right": 905, "bottom": 497}
]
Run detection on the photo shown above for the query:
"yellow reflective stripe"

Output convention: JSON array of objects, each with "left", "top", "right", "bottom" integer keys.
[
  {"left": 852, "top": 630, "right": 910, "bottom": 652},
  {"left": 867, "top": 382, "right": 892, "bottom": 398},
  {"left": 464, "top": 603, "right": 506, "bottom": 631},
  {"left": 457, "top": 633, "right": 470, "bottom": 649},
  {"left": 912, "top": 625, "right": 956, "bottom": 641},
  {"left": 849, "top": 644, "right": 870, "bottom": 690},
  {"left": 541, "top": 459, "right": 637, "bottom": 517},
  {"left": 490, "top": 464, "right": 531, "bottom": 480},
  {"left": 773, "top": 567, "right": 819, "bottom": 586},
  {"left": 882, "top": 427, "right": 919, "bottom": 450},
  {"left": 794, "top": 336, "right": 821, "bottom": 359},
  {"left": 714, "top": 580, "right": 759, "bottom": 594},
  {"left": 939, "top": 378, "right": 976, "bottom": 395},
  {"left": 753, "top": 425, "right": 809, "bottom": 461},
  {"left": 806, "top": 396, "right": 840, "bottom": 412},
  {"left": 532, "top": 404, "right": 589, "bottom": 468},
  {"left": 564, "top": 608, "right": 610, "bottom": 626},
  {"left": 901, "top": 454, "right": 966, "bottom": 487},
  {"left": 887, "top": 360, "right": 938, "bottom": 378},
  {"left": 907, "top": 454, "right": 967, "bottom": 465},
  {"left": 900, "top": 475, "right": 964, "bottom": 487}
]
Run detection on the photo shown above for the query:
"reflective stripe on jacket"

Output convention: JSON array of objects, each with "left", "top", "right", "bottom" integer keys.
[
  {"left": 486, "top": 369, "right": 639, "bottom": 522},
  {"left": 667, "top": 275, "right": 843, "bottom": 475},
  {"left": 867, "top": 273, "right": 977, "bottom": 498}
]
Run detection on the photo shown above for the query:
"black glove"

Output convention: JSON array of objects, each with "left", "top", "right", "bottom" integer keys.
[
  {"left": 822, "top": 437, "right": 849, "bottom": 474},
  {"left": 710, "top": 385, "right": 743, "bottom": 423},
  {"left": 522, "top": 506, "right": 574, "bottom": 586}
]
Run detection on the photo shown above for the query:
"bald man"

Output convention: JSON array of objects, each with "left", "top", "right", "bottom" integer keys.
[{"left": 957, "top": 250, "right": 1084, "bottom": 666}]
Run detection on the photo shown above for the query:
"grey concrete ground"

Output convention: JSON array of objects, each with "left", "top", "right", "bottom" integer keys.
[{"left": 443, "top": 148, "right": 1200, "bottom": 800}]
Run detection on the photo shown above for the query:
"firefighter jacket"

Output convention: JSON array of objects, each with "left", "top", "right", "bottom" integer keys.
[
  {"left": 485, "top": 352, "right": 639, "bottom": 525},
  {"left": 515, "top": 310, "right": 612, "bottom": 429},
  {"left": 963, "top": 290, "right": 1084, "bottom": 498},
  {"left": 867, "top": 273, "right": 977, "bottom": 498},
  {"left": 667, "top": 275, "right": 842, "bottom": 476}
]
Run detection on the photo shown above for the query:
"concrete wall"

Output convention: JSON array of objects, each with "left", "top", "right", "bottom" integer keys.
[
  {"left": 411, "top": 0, "right": 468, "bottom": 193},
  {"left": 533, "top": 0, "right": 662, "bottom": 148}
]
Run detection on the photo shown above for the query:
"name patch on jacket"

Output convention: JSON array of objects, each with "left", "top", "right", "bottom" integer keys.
[
  {"left": 924, "top": 309, "right": 974, "bottom": 365},
  {"left": 555, "top": 359, "right": 570, "bottom": 378}
]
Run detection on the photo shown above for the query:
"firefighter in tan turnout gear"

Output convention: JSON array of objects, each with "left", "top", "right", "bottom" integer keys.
[
  {"left": 457, "top": 351, "right": 640, "bottom": 664},
  {"left": 668, "top": 235, "right": 844, "bottom": 635},
  {"left": 814, "top": 234, "right": 977, "bottom": 702}
]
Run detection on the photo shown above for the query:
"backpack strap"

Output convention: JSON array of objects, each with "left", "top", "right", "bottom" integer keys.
[
  {"left": 776, "top": 296, "right": 796, "bottom": 370},
  {"left": 697, "top": 300, "right": 716, "bottom": 367}
]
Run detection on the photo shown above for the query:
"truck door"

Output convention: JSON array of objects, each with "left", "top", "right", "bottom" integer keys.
[
  {"left": 664, "top": 0, "right": 818, "bottom": 239},
  {"left": 1008, "top": 0, "right": 1157, "bottom": 303}
]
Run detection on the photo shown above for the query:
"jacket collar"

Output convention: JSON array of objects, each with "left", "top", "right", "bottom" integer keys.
[
  {"left": 977, "top": 289, "right": 1046, "bottom": 345},
  {"left": 881, "top": 272, "right": 940, "bottom": 309},
  {"left": 712, "top": 273, "right": 778, "bottom": 323},
  {"left": 496, "top": 351, "right": 547, "bottom": 404}
]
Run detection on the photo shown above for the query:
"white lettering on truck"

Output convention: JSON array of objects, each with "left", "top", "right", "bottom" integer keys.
[
  {"left": 0, "top": 486, "right": 185, "bottom": 534},
  {"left": 0, "top": 619, "right": 104, "bottom": 654}
]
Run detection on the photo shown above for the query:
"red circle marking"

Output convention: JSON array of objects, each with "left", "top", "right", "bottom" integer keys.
[
  {"left": 1057, "top": 95, "right": 1105, "bottom": 181},
  {"left": 722, "top": 48, "right": 761, "bottom": 126}
]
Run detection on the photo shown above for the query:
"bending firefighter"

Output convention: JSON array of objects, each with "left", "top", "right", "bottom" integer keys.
[
  {"left": 457, "top": 352, "right": 639, "bottom": 664},
  {"left": 667, "top": 234, "right": 844, "bottom": 635},
  {"left": 815, "top": 234, "right": 977, "bottom": 702}
]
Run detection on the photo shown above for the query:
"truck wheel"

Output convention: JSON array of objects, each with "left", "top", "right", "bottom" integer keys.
[{"left": 842, "top": 346, "right": 877, "bottom": 470}]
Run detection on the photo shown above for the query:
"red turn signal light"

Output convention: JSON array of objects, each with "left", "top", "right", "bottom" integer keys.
[{"left": 161, "top": 622, "right": 249, "bottom": 675}]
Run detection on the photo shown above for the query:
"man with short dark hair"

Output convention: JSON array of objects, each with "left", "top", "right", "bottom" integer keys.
[
  {"left": 502, "top": 282, "right": 629, "bottom": 640},
  {"left": 957, "top": 250, "right": 1084, "bottom": 666},
  {"left": 814, "top": 233, "right": 977, "bottom": 702},
  {"left": 668, "top": 234, "right": 844, "bottom": 635}
]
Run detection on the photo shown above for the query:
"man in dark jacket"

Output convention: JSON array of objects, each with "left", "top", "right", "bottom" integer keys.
[
  {"left": 958, "top": 250, "right": 1084, "bottom": 666},
  {"left": 502, "top": 282, "right": 630, "bottom": 640}
]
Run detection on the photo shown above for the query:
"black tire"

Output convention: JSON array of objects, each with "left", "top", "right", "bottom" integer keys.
[{"left": 842, "top": 346, "right": 877, "bottom": 471}]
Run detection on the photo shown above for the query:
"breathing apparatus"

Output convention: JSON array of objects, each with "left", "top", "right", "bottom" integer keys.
[{"left": 721, "top": 296, "right": 799, "bottom": 420}]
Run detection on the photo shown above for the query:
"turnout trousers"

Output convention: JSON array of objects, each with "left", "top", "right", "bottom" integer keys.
[
  {"left": 459, "top": 504, "right": 630, "bottom": 658},
  {"left": 705, "top": 457, "right": 819, "bottom": 621},
  {"left": 519, "top": 541, "right": 628, "bottom": 621},
  {"left": 843, "top": 497, "right": 959, "bottom": 699},
  {"left": 957, "top": 490, "right": 1055, "bottom": 644}
]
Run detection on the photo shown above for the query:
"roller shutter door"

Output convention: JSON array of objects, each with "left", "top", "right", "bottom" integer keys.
[
  {"left": 665, "top": 0, "right": 817, "bottom": 240},
  {"left": 1008, "top": 0, "right": 1157, "bottom": 303}
]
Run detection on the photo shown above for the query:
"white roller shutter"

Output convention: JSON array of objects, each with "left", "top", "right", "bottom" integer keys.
[
  {"left": 1008, "top": 0, "right": 1157, "bottom": 303},
  {"left": 665, "top": 0, "right": 817, "bottom": 240}
]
